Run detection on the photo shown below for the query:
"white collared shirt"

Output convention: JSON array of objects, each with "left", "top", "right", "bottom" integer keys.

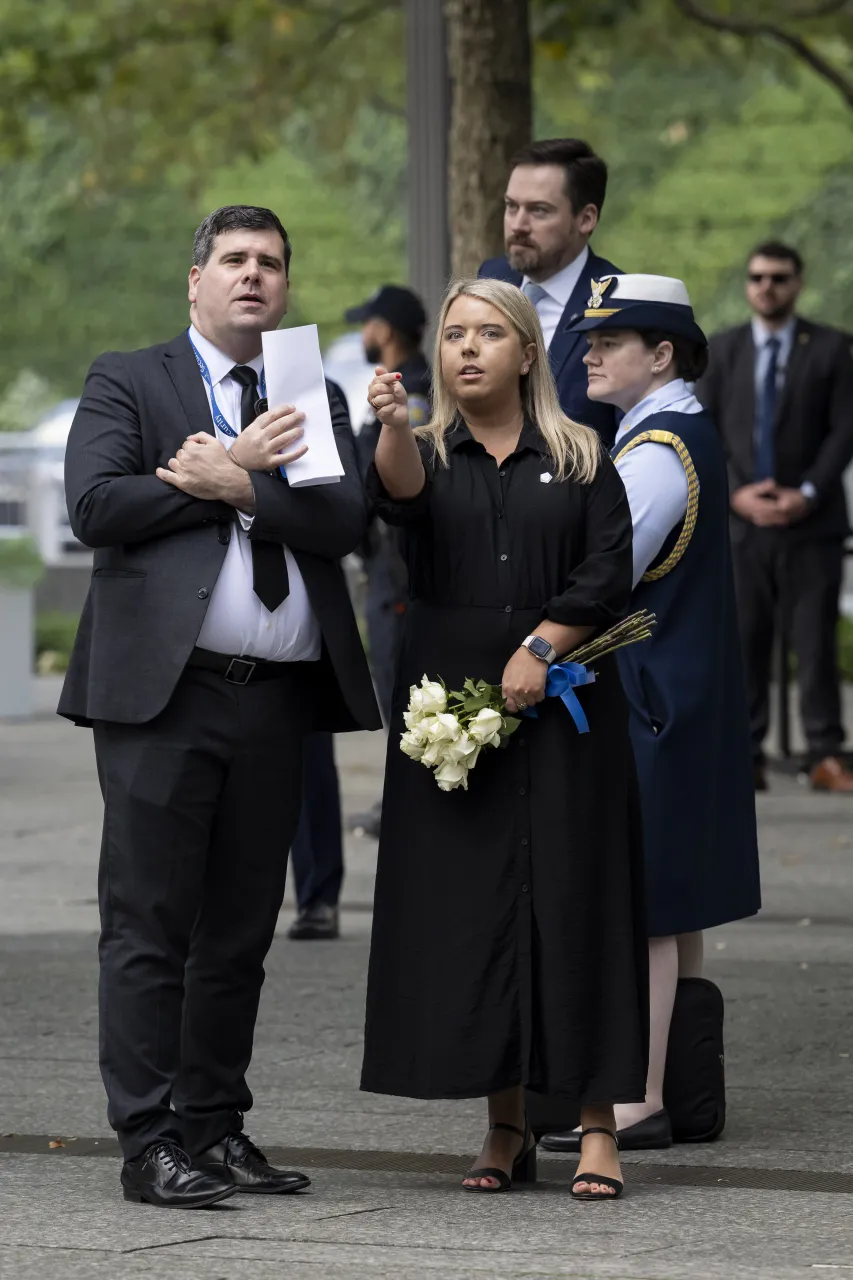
[
  {"left": 521, "top": 245, "right": 590, "bottom": 349},
  {"left": 189, "top": 324, "right": 321, "bottom": 661},
  {"left": 614, "top": 378, "right": 702, "bottom": 588}
]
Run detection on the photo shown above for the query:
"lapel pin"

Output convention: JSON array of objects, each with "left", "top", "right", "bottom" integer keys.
[
  {"left": 540, "top": 471, "right": 552, "bottom": 484},
  {"left": 798, "top": 332, "right": 810, "bottom": 345}
]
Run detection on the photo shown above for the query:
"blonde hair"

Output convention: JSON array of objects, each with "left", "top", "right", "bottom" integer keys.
[{"left": 416, "top": 277, "right": 601, "bottom": 483}]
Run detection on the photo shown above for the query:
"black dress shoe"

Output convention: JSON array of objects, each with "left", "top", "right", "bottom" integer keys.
[
  {"left": 540, "top": 1109, "right": 672, "bottom": 1153},
  {"left": 121, "top": 1140, "right": 237, "bottom": 1208},
  {"left": 196, "top": 1132, "right": 311, "bottom": 1194},
  {"left": 288, "top": 903, "right": 339, "bottom": 941}
]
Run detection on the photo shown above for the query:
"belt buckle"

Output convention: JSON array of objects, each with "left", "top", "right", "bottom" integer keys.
[{"left": 225, "top": 657, "right": 256, "bottom": 685}]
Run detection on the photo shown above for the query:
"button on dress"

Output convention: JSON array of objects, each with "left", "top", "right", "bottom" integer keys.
[{"left": 360, "top": 419, "right": 649, "bottom": 1104}]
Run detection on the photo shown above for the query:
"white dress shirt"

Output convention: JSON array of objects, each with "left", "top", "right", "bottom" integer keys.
[
  {"left": 614, "top": 379, "right": 702, "bottom": 588},
  {"left": 521, "top": 245, "right": 590, "bottom": 350},
  {"left": 189, "top": 324, "right": 321, "bottom": 661}
]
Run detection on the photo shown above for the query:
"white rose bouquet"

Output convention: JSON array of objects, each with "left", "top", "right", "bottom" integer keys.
[
  {"left": 400, "top": 676, "right": 519, "bottom": 792},
  {"left": 400, "top": 612, "right": 655, "bottom": 792}
]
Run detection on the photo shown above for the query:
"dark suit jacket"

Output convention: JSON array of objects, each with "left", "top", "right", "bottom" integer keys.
[
  {"left": 59, "top": 331, "right": 382, "bottom": 732},
  {"left": 698, "top": 318, "right": 853, "bottom": 542},
  {"left": 478, "top": 247, "right": 621, "bottom": 446}
]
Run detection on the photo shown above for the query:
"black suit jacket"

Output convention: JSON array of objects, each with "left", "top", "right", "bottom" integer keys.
[
  {"left": 698, "top": 318, "right": 853, "bottom": 542},
  {"left": 59, "top": 332, "right": 382, "bottom": 731},
  {"left": 478, "top": 247, "right": 621, "bottom": 446}
]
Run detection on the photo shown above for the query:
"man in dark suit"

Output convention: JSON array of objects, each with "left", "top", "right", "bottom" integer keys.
[
  {"left": 478, "top": 137, "right": 621, "bottom": 446},
  {"left": 699, "top": 241, "right": 853, "bottom": 792},
  {"left": 60, "top": 205, "right": 381, "bottom": 1207}
]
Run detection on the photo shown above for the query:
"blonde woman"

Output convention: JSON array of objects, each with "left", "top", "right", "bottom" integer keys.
[{"left": 359, "top": 278, "right": 648, "bottom": 1201}]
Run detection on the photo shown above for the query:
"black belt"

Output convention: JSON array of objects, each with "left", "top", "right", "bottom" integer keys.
[{"left": 187, "top": 647, "right": 297, "bottom": 685}]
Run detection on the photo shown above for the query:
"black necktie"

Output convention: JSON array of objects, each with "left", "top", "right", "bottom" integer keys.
[{"left": 229, "top": 364, "right": 290, "bottom": 612}]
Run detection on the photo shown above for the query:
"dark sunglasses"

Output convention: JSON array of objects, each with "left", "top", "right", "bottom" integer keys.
[{"left": 748, "top": 271, "right": 796, "bottom": 285}]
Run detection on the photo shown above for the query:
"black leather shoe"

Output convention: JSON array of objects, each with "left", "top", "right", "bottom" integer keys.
[
  {"left": 540, "top": 1109, "right": 672, "bottom": 1153},
  {"left": 288, "top": 904, "right": 339, "bottom": 941},
  {"left": 196, "top": 1132, "right": 311, "bottom": 1194},
  {"left": 121, "top": 1141, "right": 237, "bottom": 1208}
]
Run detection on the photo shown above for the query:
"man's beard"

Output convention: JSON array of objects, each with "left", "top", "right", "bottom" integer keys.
[
  {"left": 506, "top": 240, "right": 542, "bottom": 274},
  {"left": 364, "top": 343, "right": 382, "bottom": 365},
  {"left": 759, "top": 301, "right": 794, "bottom": 323}
]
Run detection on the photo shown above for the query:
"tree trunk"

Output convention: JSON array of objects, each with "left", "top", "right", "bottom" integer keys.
[{"left": 444, "top": 0, "right": 532, "bottom": 278}]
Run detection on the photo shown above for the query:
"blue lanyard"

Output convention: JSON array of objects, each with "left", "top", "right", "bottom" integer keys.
[{"left": 188, "top": 331, "right": 267, "bottom": 439}]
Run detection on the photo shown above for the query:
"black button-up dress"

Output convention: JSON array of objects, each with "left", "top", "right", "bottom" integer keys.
[{"left": 361, "top": 419, "right": 648, "bottom": 1105}]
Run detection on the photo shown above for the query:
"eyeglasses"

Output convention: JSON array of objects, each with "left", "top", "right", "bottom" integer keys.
[{"left": 748, "top": 272, "right": 797, "bottom": 285}]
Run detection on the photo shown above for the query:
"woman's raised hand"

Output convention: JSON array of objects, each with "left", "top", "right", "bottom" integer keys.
[{"left": 368, "top": 367, "right": 411, "bottom": 431}]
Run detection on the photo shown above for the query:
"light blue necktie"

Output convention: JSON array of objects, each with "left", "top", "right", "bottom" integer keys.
[
  {"left": 754, "top": 336, "right": 780, "bottom": 482},
  {"left": 522, "top": 280, "right": 549, "bottom": 311}
]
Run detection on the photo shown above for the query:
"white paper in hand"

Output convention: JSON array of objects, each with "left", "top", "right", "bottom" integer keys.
[{"left": 262, "top": 324, "right": 344, "bottom": 488}]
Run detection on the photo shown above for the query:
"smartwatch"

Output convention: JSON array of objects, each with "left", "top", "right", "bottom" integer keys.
[{"left": 521, "top": 635, "right": 557, "bottom": 664}]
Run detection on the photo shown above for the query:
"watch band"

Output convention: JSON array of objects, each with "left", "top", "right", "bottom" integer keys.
[{"left": 522, "top": 635, "right": 557, "bottom": 664}]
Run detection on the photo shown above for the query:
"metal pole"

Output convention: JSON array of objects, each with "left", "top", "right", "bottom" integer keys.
[{"left": 404, "top": 0, "right": 451, "bottom": 330}]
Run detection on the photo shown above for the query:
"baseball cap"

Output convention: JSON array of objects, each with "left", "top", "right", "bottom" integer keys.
[{"left": 344, "top": 285, "right": 427, "bottom": 340}]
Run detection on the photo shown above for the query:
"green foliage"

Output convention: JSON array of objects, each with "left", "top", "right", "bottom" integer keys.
[
  {"left": 0, "top": 536, "right": 44, "bottom": 588},
  {"left": 34, "top": 609, "right": 78, "bottom": 671},
  {"left": 0, "top": 370, "right": 60, "bottom": 431}
]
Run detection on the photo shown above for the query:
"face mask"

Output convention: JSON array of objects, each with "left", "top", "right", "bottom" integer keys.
[{"left": 364, "top": 343, "right": 382, "bottom": 365}]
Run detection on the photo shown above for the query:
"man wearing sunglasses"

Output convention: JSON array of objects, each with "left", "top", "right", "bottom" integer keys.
[{"left": 700, "top": 241, "right": 853, "bottom": 792}]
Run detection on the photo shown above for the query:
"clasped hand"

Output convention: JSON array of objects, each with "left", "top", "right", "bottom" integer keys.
[
  {"left": 501, "top": 648, "right": 548, "bottom": 715},
  {"left": 731, "top": 480, "right": 810, "bottom": 527}
]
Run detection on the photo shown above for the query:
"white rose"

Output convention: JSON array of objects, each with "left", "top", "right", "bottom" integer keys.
[
  {"left": 424, "top": 713, "right": 461, "bottom": 745},
  {"left": 434, "top": 760, "right": 469, "bottom": 791},
  {"left": 443, "top": 731, "right": 481, "bottom": 768},
  {"left": 418, "top": 676, "right": 447, "bottom": 715},
  {"left": 468, "top": 707, "right": 504, "bottom": 747},
  {"left": 400, "top": 729, "right": 427, "bottom": 761},
  {"left": 403, "top": 708, "right": 424, "bottom": 731},
  {"left": 420, "top": 738, "right": 447, "bottom": 767}
]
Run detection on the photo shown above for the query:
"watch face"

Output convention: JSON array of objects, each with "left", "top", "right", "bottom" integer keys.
[{"left": 529, "top": 637, "right": 550, "bottom": 658}]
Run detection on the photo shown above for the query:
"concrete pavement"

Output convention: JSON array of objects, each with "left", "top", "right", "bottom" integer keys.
[{"left": 1, "top": 679, "right": 853, "bottom": 1278}]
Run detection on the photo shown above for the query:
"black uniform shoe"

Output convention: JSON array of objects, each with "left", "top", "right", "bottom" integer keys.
[
  {"left": 121, "top": 1140, "right": 237, "bottom": 1208},
  {"left": 540, "top": 1109, "right": 672, "bottom": 1154},
  {"left": 195, "top": 1132, "right": 311, "bottom": 1194},
  {"left": 288, "top": 904, "right": 340, "bottom": 941}
]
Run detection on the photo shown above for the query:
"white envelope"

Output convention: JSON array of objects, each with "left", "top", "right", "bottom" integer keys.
[{"left": 262, "top": 324, "right": 344, "bottom": 488}]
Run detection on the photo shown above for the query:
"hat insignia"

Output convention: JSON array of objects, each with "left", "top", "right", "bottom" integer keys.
[{"left": 588, "top": 277, "right": 616, "bottom": 310}]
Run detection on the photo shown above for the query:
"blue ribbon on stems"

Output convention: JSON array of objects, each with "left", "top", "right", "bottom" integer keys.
[{"left": 521, "top": 661, "right": 596, "bottom": 734}]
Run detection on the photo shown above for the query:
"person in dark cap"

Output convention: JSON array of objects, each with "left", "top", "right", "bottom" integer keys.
[{"left": 345, "top": 285, "right": 431, "bottom": 838}]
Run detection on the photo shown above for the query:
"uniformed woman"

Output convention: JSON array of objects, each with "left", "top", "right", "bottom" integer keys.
[{"left": 542, "top": 275, "right": 760, "bottom": 1155}]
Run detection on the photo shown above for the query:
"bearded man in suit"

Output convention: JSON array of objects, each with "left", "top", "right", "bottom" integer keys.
[
  {"left": 699, "top": 241, "right": 853, "bottom": 792},
  {"left": 479, "top": 137, "right": 621, "bottom": 446}
]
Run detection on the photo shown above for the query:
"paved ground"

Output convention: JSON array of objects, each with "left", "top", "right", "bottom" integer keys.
[{"left": 1, "top": 680, "right": 853, "bottom": 1278}]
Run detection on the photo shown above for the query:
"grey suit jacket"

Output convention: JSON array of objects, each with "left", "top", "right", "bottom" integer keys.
[{"left": 59, "top": 331, "right": 382, "bottom": 731}]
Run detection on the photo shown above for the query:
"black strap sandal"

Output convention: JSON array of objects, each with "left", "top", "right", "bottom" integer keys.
[
  {"left": 571, "top": 1127, "right": 624, "bottom": 1201},
  {"left": 462, "top": 1119, "right": 537, "bottom": 1193}
]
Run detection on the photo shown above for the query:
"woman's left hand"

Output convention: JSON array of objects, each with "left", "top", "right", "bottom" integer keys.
[{"left": 501, "top": 647, "right": 549, "bottom": 715}]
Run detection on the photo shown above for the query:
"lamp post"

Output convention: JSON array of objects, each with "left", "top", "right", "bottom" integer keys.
[{"left": 403, "top": 0, "right": 451, "bottom": 329}]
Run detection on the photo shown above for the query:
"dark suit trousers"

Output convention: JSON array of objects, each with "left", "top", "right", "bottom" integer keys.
[
  {"left": 289, "top": 732, "right": 344, "bottom": 909},
  {"left": 731, "top": 527, "right": 845, "bottom": 760},
  {"left": 94, "top": 664, "right": 314, "bottom": 1161}
]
